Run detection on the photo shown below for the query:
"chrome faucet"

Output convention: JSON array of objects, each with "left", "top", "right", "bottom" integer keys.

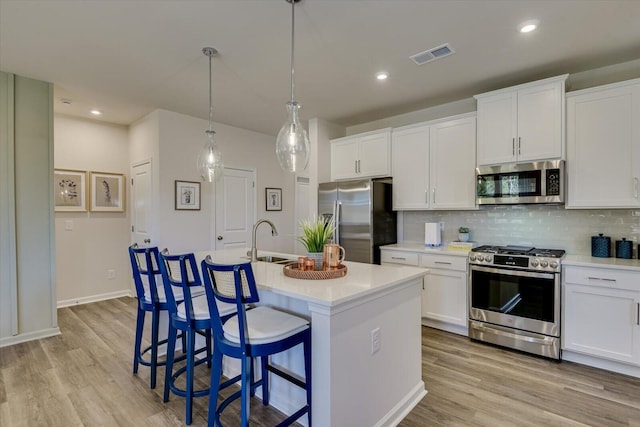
[{"left": 248, "top": 219, "right": 278, "bottom": 262}]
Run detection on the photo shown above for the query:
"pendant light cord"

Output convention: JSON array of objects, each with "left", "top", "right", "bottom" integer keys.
[
  {"left": 289, "top": 0, "right": 295, "bottom": 102},
  {"left": 208, "top": 53, "right": 214, "bottom": 132}
]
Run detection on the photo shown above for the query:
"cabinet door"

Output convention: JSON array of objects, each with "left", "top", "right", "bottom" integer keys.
[
  {"left": 517, "top": 81, "right": 563, "bottom": 162},
  {"left": 331, "top": 138, "right": 359, "bottom": 181},
  {"left": 563, "top": 283, "right": 640, "bottom": 366},
  {"left": 567, "top": 82, "right": 640, "bottom": 208},
  {"left": 430, "top": 116, "right": 477, "bottom": 209},
  {"left": 422, "top": 268, "right": 468, "bottom": 327},
  {"left": 476, "top": 91, "right": 517, "bottom": 165},
  {"left": 359, "top": 132, "right": 390, "bottom": 177},
  {"left": 391, "top": 126, "right": 429, "bottom": 209}
]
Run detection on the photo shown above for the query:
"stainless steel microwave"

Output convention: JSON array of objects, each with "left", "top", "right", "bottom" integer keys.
[{"left": 476, "top": 160, "right": 564, "bottom": 205}]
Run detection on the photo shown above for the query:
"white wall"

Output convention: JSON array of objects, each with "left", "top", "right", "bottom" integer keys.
[
  {"left": 130, "top": 109, "right": 295, "bottom": 254},
  {"left": 54, "top": 114, "right": 131, "bottom": 306}
]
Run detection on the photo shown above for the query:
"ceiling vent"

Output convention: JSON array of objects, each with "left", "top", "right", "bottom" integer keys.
[{"left": 410, "top": 43, "right": 455, "bottom": 65}]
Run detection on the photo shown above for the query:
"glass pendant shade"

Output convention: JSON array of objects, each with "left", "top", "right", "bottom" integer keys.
[
  {"left": 197, "top": 130, "right": 224, "bottom": 182},
  {"left": 276, "top": 101, "right": 310, "bottom": 172}
]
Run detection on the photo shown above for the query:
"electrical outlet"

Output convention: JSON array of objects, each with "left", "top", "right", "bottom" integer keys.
[
  {"left": 371, "top": 327, "right": 381, "bottom": 355},
  {"left": 64, "top": 220, "right": 73, "bottom": 231},
  {"left": 107, "top": 269, "right": 116, "bottom": 279}
]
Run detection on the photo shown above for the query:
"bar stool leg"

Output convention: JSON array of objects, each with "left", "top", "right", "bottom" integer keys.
[
  {"left": 164, "top": 324, "right": 177, "bottom": 403},
  {"left": 133, "top": 307, "right": 145, "bottom": 375},
  {"left": 150, "top": 309, "right": 160, "bottom": 389}
]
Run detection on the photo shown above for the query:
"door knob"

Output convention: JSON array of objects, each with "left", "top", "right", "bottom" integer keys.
[
  {"left": 144, "top": 238, "right": 151, "bottom": 243},
  {"left": 217, "top": 236, "right": 223, "bottom": 240}
]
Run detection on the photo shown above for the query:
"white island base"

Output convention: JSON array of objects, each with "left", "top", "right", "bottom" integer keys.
[{"left": 197, "top": 250, "right": 428, "bottom": 426}]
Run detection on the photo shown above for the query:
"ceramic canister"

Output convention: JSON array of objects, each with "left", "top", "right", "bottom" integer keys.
[
  {"left": 615, "top": 238, "right": 633, "bottom": 259},
  {"left": 591, "top": 233, "right": 611, "bottom": 258}
]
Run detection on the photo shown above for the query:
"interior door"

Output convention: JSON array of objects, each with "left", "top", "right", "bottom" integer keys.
[
  {"left": 215, "top": 168, "right": 255, "bottom": 250},
  {"left": 130, "top": 160, "right": 152, "bottom": 246}
]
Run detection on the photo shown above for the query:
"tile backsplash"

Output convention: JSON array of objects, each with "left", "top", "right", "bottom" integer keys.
[{"left": 402, "top": 206, "right": 640, "bottom": 256}]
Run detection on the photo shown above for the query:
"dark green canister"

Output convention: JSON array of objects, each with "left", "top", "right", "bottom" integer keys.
[{"left": 591, "top": 234, "right": 611, "bottom": 258}]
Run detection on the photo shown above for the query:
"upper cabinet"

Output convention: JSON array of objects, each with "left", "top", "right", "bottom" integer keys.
[
  {"left": 392, "top": 114, "right": 476, "bottom": 210},
  {"left": 475, "top": 74, "right": 568, "bottom": 166},
  {"left": 566, "top": 78, "right": 640, "bottom": 208},
  {"left": 330, "top": 128, "right": 391, "bottom": 181}
]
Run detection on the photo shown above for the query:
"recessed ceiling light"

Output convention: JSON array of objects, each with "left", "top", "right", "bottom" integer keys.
[
  {"left": 90, "top": 109, "right": 102, "bottom": 116},
  {"left": 376, "top": 72, "right": 388, "bottom": 81},
  {"left": 519, "top": 19, "right": 540, "bottom": 33}
]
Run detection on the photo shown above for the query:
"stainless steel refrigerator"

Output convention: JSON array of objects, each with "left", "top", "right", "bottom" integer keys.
[{"left": 318, "top": 178, "right": 396, "bottom": 264}]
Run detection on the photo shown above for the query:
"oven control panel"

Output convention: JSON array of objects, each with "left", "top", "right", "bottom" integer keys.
[{"left": 469, "top": 252, "right": 561, "bottom": 272}]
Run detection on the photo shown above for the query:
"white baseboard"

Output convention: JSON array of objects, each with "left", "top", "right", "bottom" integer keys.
[
  {"left": 374, "top": 381, "right": 427, "bottom": 427},
  {"left": 562, "top": 350, "right": 640, "bottom": 378},
  {"left": 0, "top": 327, "right": 61, "bottom": 348},
  {"left": 57, "top": 289, "right": 133, "bottom": 308},
  {"left": 422, "top": 318, "right": 468, "bottom": 336}
]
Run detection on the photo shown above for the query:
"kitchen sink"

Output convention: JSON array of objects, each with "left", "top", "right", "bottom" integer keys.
[{"left": 254, "top": 255, "right": 296, "bottom": 264}]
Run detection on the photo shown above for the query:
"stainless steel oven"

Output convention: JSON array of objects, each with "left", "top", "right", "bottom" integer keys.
[{"left": 468, "top": 245, "right": 564, "bottom": 360}]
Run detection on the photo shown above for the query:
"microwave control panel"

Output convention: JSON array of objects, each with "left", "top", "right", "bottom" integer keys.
[{"left": 546, "top": 169, "right": 561, "bottom": 196}]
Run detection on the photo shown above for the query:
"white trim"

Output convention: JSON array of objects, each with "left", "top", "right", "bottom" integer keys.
[
  {"left": 57, "top": 289, "right": 133, "bottom": 308},
  {"left": 373, "top": 381, "right": 427, "bottom": 427},
  {"left": 566, "top": 77, "right": 640, "bottom": 97},
  {"left": 562, "top": 350, "right": 640, "bottom": 378},
  {"left": 0, "top": 327, "right": 61, "bottom": 348}
]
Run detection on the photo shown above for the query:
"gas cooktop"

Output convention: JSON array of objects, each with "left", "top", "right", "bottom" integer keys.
[
  {"left": 469, "top": 245, "right": 565, "bottom": 272},
  {"left": 471, "top": 245, "right": 566, "bottom": 258}
]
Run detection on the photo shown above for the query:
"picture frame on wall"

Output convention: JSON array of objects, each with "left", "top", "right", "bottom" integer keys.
[
  {"left": 175, "top": 180, "right": 201, "bottom": 210},
  {"left": 90, "top": 172, "right": 125, "bottom": 212},
  {"left": 54, "top": 169, "right": 87, "bottom": 212},
  {"left": 265, "top": 187, "right": 282, "bottom": 211}
]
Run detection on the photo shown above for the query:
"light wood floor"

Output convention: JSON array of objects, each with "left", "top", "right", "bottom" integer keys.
[{"left": 1, "top": 297, "right": 639, "bottom": 426}]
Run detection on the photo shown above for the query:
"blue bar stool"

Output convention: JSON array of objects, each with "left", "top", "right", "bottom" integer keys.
[
  {"left": 159, "top": 251, "right": 235, "bottom": 425},
  {"left": 129, "top": 244, "right": 176, "bottom": 389},
  {"left": 201, "top": 256, "right": 311, "bottom": 427}
]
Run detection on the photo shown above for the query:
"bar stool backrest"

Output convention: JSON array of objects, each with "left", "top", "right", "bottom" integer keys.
[
  {"left": 201, "top": 256, "right": 258, "bottom": 348},
  {"left": 158, "top": 252, "right": 201, "bottom": 322},
  {"left": 129, "top": 244, "right": 162, "bottom": 305}
]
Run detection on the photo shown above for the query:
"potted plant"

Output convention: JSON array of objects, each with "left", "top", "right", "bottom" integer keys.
[
  {"left": 458, "top": 227, "right": 470, "bottom": 242},
  {"left": 297, "top": 215, "right": 335, "bottom": 269}
]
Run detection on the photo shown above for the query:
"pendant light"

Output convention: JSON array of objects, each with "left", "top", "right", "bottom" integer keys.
[
  {"left": 197, "top": 47, "right": 224, "bottom": 182},
  {"left": 275, "top": 0, "right": 310, "bottom": 173}
]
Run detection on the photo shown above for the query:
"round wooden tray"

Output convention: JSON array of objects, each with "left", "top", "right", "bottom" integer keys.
[{"left": 283, "top": 263, "right": 347, "bottom": 280}]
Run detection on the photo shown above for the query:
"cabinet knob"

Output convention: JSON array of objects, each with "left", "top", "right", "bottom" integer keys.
[
  {"left": 144, "top": 238, "right": 151, "bottom": 244},
  {"left": 217, "top": 235, "right": 223, "bottom": 240}
]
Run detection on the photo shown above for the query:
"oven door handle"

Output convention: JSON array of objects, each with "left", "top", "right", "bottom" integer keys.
[
  {"left": 470, "top": 264, "right": 556, "bottom": 280},
  {"left": 471, "top": 322, "right": 556, "bottom": 345}
]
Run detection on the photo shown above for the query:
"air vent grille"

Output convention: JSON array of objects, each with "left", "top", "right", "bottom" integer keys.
[{"left": 410, "top": 43, "right": 455, "bottom": 65}]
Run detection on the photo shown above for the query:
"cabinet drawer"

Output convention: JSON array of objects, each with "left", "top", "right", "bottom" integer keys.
[
  {"left": 563, "top": 266, "right": 640, "bottom": 291},
  {"left": 381, "top": 251, "right": 419, "bottom": 266},
  {"left": 420, "top": 254, "right": 468, "bottom": 272}
]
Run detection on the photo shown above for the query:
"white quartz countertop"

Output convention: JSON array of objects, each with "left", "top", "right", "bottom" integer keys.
[
  {"left": 562, "top": 255, "right": 640, "bottom": 272},
  {"left": 380, "top": 243, "right": 471, "bottom": 257},
  {"left": 194, "top": 249, "right": 428, "bottom": 308}
]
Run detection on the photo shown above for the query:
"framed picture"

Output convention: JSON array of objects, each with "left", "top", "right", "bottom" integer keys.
[
  {"left": 175, "top": 180, "right": 201, "bottom": 210},
  {"left": 90, "top": 172, "right": 125, "bottom": 212},
  {"left": 265, "top": 187, "right": 282, "bottom": 211},
  {"left": 54, "top": 169, "right": 87, "bottom": 211}
]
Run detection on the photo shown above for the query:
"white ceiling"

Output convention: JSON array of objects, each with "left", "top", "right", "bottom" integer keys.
[{"left": 1, "top": 0, "right": 639, "bottom": 136}]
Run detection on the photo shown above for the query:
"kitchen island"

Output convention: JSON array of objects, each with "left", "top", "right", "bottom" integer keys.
[{"left": 195, "top": 249, "right": 428, "bottom": 427}]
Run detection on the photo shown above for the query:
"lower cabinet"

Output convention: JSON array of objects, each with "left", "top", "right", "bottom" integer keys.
[
  {"left": 420, "top": 254, "right": 468, "bottom": 335},
  {"left": 381, "top": 248, "right": 468, "bottom": 336},
  {"left": 562, "top": 265, "right": 640, "bottom": 374}
]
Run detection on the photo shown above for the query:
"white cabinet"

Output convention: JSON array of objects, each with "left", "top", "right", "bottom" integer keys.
[
  {"left": 563, "top": 265, "right": 640, "bottom": 368},
  {"left": 391, "top": 125, "right": 430, "bottom": 209},
  {"left": 475, "top": 74, "right": 567, "bottom": 166},
  {"left": 419, "top": 253, "right": 468, "bottom": 335},
  {"left": 330, "top": 129, "right": 391, "bottom": 180},
  {"left": 566, "top": 79, "right": 640, "bottom": 208},
  {"left": 391, "top": 114, "right": 476, "bottom": 210}
]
